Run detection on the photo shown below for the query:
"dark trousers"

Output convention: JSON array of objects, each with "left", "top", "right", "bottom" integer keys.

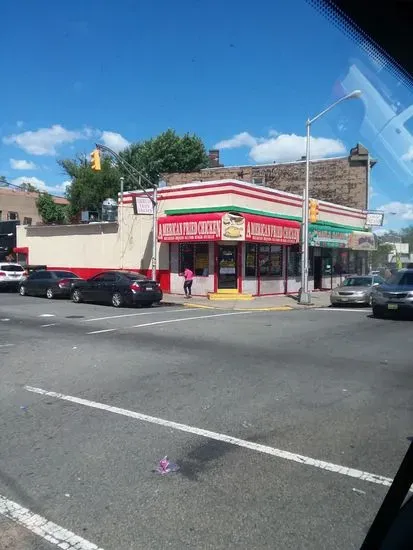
[{"left": 184, "top": 280, "right": 193, "bottom": 295}]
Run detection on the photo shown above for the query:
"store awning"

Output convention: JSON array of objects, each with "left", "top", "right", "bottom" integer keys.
[
  {"left": 349, "top": 231, "right": 376, "bottom": 251},
  {"left": 158, "top": 212, "right": 301, "bottom": 244}
]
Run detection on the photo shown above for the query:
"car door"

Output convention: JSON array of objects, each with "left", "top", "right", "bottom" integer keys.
[
  {"left": 80, "top": 274, "right": 105, "bottom": 301},
  {"left": 96, "top": 272, "right": 118, "bottom": 302},
  {"left": 36, "top": 271, "right": 54, "bottom": 296},
  {"left": 26, "top": 271, "right": 44, "bottom": 295}
]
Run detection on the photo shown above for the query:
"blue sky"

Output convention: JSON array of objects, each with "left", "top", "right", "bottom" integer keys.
[{"left": 1, "top": 0, "right": 413, "bottom": 230}]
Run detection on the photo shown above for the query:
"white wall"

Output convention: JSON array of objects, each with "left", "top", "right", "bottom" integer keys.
[{"left": 169, "top": 242, "right": 215, "bottom": 295}]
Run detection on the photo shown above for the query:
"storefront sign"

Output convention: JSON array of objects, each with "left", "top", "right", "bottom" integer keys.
[
  {"left": 309, "top": 227, "right": 349, "bottom": 248},
  {"left": 244, "top": 214, "right": 300, "bottom": 244},
  {"left": 365, "top": 211, "right": 384, "bottom": 227},
  {"left": 133, "top": 196, "right": 154, "bottom": 215},
  {"left": 158, "top": 215, "right": 222, "bottom": 242},
  {"left": 349, "top": 231, "right": 376, "bottom": 250},
  {"left": 221, "top": 213, "right": 245, "bottom": 241}
]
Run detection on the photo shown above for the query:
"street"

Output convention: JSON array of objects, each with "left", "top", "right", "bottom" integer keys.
[{"left": 0, "top": 294, "right": 412, "bottom": 549}]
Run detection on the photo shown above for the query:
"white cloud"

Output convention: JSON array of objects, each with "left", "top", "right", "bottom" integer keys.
[
  {"left": 100, "top": 131, "right": 130, "bottom": 153},
  {"left": 250, "top": 133, "right": 346, "bottom": 163},
  {"left": 401, "top": 146, "right": 413, "bottom": 162},
  {"left": 10, "top": 158, "right": 38, "bottom": 170},
  {"left": 3, "top": 124, "right": 94, "bottom": 156},
  {"left": 214, "top": 132, "right": 258, "bottom": 150},
  {"left": 377, "top": 201, "right": 413, "bottom": 221},
  {"left": 214, "top": 130, "right": 346, "bottom": 163},
  {"left": 11, "top": 176, "right": 69, "bottom": 196}
]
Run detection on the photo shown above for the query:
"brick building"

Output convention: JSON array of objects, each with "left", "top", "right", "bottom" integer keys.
[
  {"left": 0, "top": 187, "right": 68, "bottom": 226},
  {"left": 162, "top": 143, "right": 375, "bottom": 211}
]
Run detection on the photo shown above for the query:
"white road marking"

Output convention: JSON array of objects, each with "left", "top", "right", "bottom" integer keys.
[
  {"left": 1, "top": 318, "right": 10, "bottom": 322},
  {"left": 0, "top": 493, "right": 104, "bottom": 549},
  {"left": 26, "top": 385, "right": 394, "bottom": 488},
  {"left": 0, "top": 343, "right": 14, "bottom": 348},
  {"left": 132, "top": 311, "right": 250, "bottom": 328},
  {"left": 41, "top": 323, "right": 57, "bottom": 328},
  {"left": 39, "top": 314, "right": 55, "bottom": 318},
  {"left": 83, "top": 308, "right": 185, "bottom": 323},
  {"left": 87, "top": 328, "right": 117, "bottom": 335}
]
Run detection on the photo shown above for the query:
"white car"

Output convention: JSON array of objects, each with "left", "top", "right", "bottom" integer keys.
[{"left": 0, "top": 263, "right": 27, "bottom": 291}]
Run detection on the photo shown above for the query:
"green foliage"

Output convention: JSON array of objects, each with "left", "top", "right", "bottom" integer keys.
[
  {"left": 119, "top": 129, "right": 209, "bottom": 189},
  {"left": 371, "top": 243, "right": 393, "bottom": 269},
  {"left": 36, "top": 193, "right": 67, "bottom": 224},
  {"left": 59, "top": 155, "right": 121, "bottom": 218},
  {"left": 19, "top": 181, "right": 38, "bottom": 192},
  {"left": 59, "top": 130, "right": 208, "bottom": 216}
]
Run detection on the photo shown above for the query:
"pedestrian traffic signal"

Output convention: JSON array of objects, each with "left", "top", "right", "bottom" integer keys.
[
  {"left": 309, "top": 199, "right": 319, "bottom": 223},
  {"left": 90, "top": 149, "right": 101, "bottom": 171}
]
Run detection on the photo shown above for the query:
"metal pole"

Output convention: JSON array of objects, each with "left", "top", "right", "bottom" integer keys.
[
  {"left": 151, "top": 186, "right": 157, "bottom": 282},
  {"left": 119, "top": 176, "right": 124, "bottom": 269},
  {"left": 299, "top": 120, "right": 311, "bottom": 305}
]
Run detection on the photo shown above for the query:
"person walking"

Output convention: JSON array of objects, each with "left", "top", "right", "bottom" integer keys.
[{"left": 182, "top": 266, "right": 194, "bottom": 298}]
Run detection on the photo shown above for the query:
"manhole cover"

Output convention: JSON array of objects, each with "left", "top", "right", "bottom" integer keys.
[{"left": 65, "top": 315, "right": 85, "bottom": 319}]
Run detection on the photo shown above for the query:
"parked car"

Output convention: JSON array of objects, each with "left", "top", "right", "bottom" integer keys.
[
  {"left": 330, "top": 275, "right": 385, "bottom": 306},
  {"left": 0, "top": 263, "right": 27, "bottom": 291},
  {"left": 372, "top": 268, "right": 413, "bottom": 318},
  {"left": 70, "top": 271, "right": 163, "bottom": 308},
  {"left": 19, "top": 270, "right": 80, "bottom": 299}
]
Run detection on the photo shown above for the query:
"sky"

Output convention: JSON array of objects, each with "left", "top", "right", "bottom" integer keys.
[{"left": 1, "top": 0, "right": 413, "bottom": 232}]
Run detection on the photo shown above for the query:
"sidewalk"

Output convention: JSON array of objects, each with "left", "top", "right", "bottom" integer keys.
[{"left": 162, "top": 291, "right": 332, "bottom": 311}]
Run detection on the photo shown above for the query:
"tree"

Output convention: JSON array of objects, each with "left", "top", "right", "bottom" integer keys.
[
  {"left": 36, "top": 193, "right": 67, "bottom": 224},
  {"left": 119, "top": 129, "right": 209, "bottom": 189},
  {"left": 371, "top": 242, "right": 394, "bottom": 269},
  {"left": 59, "top": 154, "right": 121, "bottom": 218},
  {"left": 19, "top": 181, "right": 38, "bottom": 192},
  {"left": 400, "top": 225, "right": 413, "bottom": 253}
]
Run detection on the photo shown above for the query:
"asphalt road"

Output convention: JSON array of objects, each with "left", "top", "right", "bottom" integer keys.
[{"left": 0, "top": 293, "right": 412, "bottom": 549}]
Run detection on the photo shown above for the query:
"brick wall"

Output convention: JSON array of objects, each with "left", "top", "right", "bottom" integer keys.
[{"left": 162, "top": 144, "right": 372, "bottom": 210}]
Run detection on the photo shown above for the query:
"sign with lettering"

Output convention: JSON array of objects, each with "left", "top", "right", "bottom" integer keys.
[
  {"left": 309, "top": 228, "right": 349, "bottom": 248},
  {"left": 158, "top": 216, "right": 222, "bottom": 242},
  {"left": 365, "top": 211, "right": 384, "bottom": 227},
  {"left": 245, "top": 220, "right": 300, "bottom": 244},
  {"left": 134, "top": 197, "right": 154, "bottom": 215},
  {"left": 349, "top": 231, "right": 376, "bottom": 250}
]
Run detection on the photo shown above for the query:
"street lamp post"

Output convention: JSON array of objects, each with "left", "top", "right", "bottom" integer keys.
[{"left": 299, "top": 89, "right": 362, "bottom": 305}]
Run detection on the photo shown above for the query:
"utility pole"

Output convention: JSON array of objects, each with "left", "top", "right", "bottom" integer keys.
[{"left": 94, "top": 144, "right": 158, "bottom": 282}]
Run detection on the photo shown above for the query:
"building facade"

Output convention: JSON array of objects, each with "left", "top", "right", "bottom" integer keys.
[
  {"left": 162, "top": 144, "right": 375, "bottom": 211},
  {"left": 0, "top": 187, "right": 68, "bottom": 226},
  {"left": 16, "top": 180, "right": 376, "bottom": 297}
]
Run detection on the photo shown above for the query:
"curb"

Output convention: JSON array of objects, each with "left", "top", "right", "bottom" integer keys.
[{"left": 182, "top": 303, "right": 294, "bottom": 312}]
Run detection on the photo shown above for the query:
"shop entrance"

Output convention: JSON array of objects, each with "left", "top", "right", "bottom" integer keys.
[
  {"left": 218, "top": 245, "right": 238, "bottom": 289},
  {"left": 314, "top": 256, "right": 322, "bottom": 290}
]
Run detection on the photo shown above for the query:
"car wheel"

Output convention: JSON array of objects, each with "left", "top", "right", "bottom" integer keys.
[
  {"left": 19, "top": 285, "right": 26, "bottom": 296},
  {"left": 372, "top": 306, "right": 386, "bottom": 318},
  {"left": 368, "top": 295, "right": 373, "bottom": 307},
  {"left": 111, "top": 292, "right": 123, "bottom": 308},
  {"left": 46, "top": 287, "right": 54, "bottom": 299},
  {"left": 71, "top": 289, "right": 83, "bottom": 303}
]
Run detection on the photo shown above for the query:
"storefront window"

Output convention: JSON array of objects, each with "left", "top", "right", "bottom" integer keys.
[
  {"left": 179, "top": 243, "right": 209, "bottom": 276},
  {"left": 287, "top": 245, "right": 301, "bottom": 277},
  {"left": 259, "top": 245, "right": 283, "bottom": 277},
  {"left": 245, "top": 244, "right": 257, "bottom": 276},
  {"left": 348, "top": 251, "right": 356, "bottom": 274},
  {"left": 322, "top": 249, "right": 333, "bottom": 275}
]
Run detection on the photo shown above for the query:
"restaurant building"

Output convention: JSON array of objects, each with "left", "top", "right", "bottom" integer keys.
[{"left": 16, "top": 179, "right": 375, "bottom": 298}]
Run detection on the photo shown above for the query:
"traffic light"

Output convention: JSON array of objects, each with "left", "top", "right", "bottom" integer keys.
[
  {"left": 309, "top": 199, "right": 319, "bottom": 223},
  {"left": 90, "top": 149, "right": 101, "bottom": 171}
]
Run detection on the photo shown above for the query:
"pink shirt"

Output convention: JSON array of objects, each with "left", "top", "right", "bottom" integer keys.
[{"left": 184, "top": 268, "right": 194, "bottom": 281}]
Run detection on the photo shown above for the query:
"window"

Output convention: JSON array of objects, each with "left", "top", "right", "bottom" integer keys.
[
  {"left": 245, "top": 244, "right": 257, "bottom": 277},
  {"left": 252, "top": 177, "right": 265, "bottom": 185},
  {"left": 0, "top": 211, "right": 2, "bottom": 220},
  {"left": 52, "top": 271, "right": 78, "bottom": 278},
  {"left": 259, "top": 245, "right": 283, "bottom": 277},
  {"left": 179, "top": 243, "right": 209, "bottom": 276},
  {"left": 287, "top": 245, "right": 301, "bottom": 277},
  {"left": 101, "top": 272, "right": 118, "bottom": 282},
  {"left": 23, "top": 217, "right": 32, "bottom": 225},
  {"left": 7, "top": 212, "right": 18, "bottom": 221},
  {"left": 0, "top": 264, "right": 24, "bottom": 272}
]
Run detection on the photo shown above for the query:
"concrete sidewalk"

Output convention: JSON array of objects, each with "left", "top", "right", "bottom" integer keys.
[{"left": 162, "top": 291, "right": 332, "bottom": 311}]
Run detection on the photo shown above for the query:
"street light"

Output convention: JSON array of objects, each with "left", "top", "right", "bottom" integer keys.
[{"left": 299, "top": 89, "right": 362, "bottom": 305}]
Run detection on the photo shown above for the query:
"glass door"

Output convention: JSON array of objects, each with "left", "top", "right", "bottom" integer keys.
[{"left": 218, "top": 245, "right": 238, "bottom": 289}]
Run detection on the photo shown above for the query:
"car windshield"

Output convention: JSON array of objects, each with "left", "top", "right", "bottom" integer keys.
[
  {"left": 342, "top": 277, "right": 372, "bottom": 287},
  {"left": 53, "top": 271, "right": 78, "bottom": 278},
  {"left": 0, "top": 265, "right": 24, "bottom": 272},
  {"left": 387, "top": 271, "right": 413, "bottom": 286}
]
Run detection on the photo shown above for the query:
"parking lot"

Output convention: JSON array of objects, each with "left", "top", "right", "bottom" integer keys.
[{"left": 1, "top": 292, "right": 413, "bottom": 549}]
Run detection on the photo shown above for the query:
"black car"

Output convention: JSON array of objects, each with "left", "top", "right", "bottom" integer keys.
[
  {"left": 19, "top": 270, "right": 80, "bottom": 299},
  {"left": 70, "top": 271, "right": 163, "bottom": 308}
]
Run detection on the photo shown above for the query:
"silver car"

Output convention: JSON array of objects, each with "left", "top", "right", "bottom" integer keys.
[
  {"left": 372, "top": 269, "right": 413, "bottom": 318},
  {"left": 330, "top": 275, "right": 385, "bottom": 307}
]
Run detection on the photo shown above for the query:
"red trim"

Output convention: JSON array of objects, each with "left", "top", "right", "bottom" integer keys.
[
  {"left": 243, "top": 213, "right": 300, "bottom": 245},
  {"left": 158, "top": 212, "right": 224, "bottom": 242},
  {"left": 45, "top": 267, "right": 170, "bottom": 293}
]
